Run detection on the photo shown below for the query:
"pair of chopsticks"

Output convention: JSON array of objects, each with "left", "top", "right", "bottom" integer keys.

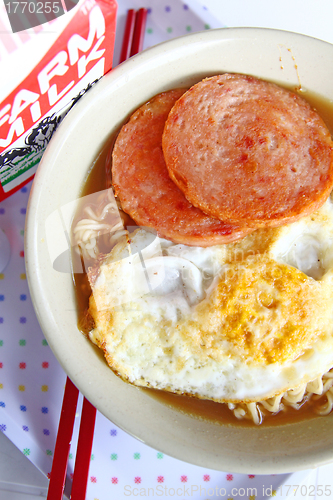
[
  {"left": 47, "top": 378, "right": 94, "bottom": 500},
  {"left": 119, "top": 8, "right": 147, "bottom": 63},
  {"left": 46, "top": 8, "right": 147, "bottom": 500}
]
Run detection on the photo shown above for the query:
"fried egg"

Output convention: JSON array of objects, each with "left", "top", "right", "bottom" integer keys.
[{"left": 88, "top": 195, "right": 333, "bottom": 404}]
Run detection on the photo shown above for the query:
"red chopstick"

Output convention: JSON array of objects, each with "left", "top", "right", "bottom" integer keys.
[
  {"left": 119, "top": 9, "right": 136, "bottom": 63},
  {"left": 70, "top": 397, "right": 97, "bottom": 499},
  {"left": 47, "top": 378, "right": 79, "bottom": 500},
  {"left": 130, "top": 8, "right": 148, "bottom": 57},
  {"left": 46, "top": 9, "right": 147, "bottom": 500}
]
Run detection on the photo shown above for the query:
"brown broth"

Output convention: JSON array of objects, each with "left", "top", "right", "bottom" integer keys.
[
  {"left": 146, "top": 388, "right": 331, "bottom": 428},
  {"left": 72, "top": 84, "right": 333, "bottom": 427},
  {"left": 72, "top": 139, "right": 114, "bottom": 334}
]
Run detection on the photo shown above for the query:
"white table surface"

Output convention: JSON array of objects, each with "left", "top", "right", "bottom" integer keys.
[{"left": 1, "top": 1, "right": 333, "bottom": 499}]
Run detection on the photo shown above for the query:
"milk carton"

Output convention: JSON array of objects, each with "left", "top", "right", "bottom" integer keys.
[{"left": 0, "top": 0, "right": 117, "bottom": 200}]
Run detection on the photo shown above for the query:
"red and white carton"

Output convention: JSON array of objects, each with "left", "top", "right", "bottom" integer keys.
[{"left": 0, "top": 0, "right": 117, "bottom": 201}]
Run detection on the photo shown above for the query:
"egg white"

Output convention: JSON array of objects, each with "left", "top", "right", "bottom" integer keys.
[{"left": 88, "top": 196, "right": 333, "bottom": 403}]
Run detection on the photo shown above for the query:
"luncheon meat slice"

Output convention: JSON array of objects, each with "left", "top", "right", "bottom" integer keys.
[
  {"left": 112, "top": 90, "right": 252, "bottom": 246},
  {"left": 162, "top": 74, "right": 333, "bottom": 228}
]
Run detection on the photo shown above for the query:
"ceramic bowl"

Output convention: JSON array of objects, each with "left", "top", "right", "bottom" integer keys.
[{"left": 25, "top": 28, "right": 333, "bottom": 473}]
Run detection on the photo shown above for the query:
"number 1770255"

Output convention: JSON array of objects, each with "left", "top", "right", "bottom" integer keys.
[
  {"left": 5, "top": 1, "right": 62, "bottom": 14},
  {"left": 276, "top": 484, "right": 332, "bottom": 496}
]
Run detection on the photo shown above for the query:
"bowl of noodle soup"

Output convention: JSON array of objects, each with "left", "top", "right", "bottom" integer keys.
[{"left": 25, "top": 28, "right": 333, "bottom": 473}]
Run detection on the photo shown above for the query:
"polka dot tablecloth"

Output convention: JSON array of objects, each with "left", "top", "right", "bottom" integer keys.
[
  {"left": 0, "top": 1, "right": 315, "bottom": 498},
  {"left": 112, "top": 0, "right": 224, "bottom": 67}
]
